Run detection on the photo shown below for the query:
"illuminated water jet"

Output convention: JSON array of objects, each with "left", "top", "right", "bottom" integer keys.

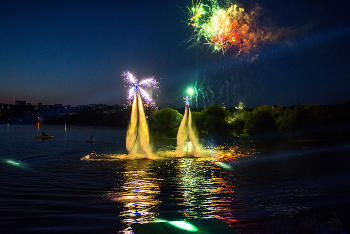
[
  {"left": 126, "top": 93, "right": 153, "bottom": 159},
  {"left": 176, "top": 106, "right": 201, "bottom": 157},
  {"left": 122, "top": 71, "right": 159, "bottom": 159}
]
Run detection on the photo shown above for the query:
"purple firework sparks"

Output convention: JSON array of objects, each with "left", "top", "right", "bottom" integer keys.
[{"left": 122, "top": 71, "right": 159, "bottom": 106}]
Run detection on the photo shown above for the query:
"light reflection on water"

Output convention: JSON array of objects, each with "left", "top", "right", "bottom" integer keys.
[
  {"left": 1, "top": 125, "right": 350, "bottom": 234},
  {"left": 102, "top": 157, "right": 241, "bottom": 233},
  {"left": 105, "top": 160, "right": 162, "bottom": 234},
  {"left": 177, "top": 158, "right": 238, "bottom": 223},
  {"left": 94, "top": 140, "right": 262, "bottom": 233}
]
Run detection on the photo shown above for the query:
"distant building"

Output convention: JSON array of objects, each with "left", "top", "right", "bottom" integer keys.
[
  {"left": 15, "top": 100, "right": 26, "bottom": 106},
  {"left": 89, "top": 104, "right": 107, "bottom": 109}
]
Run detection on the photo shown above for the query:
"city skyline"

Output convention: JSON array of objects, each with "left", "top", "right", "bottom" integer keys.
[
  {"left": 1, "top": 100, "right": 124, "bottom": 108},
  {"left": 1, "top": 0, "right": 349, "bottom": 108}
]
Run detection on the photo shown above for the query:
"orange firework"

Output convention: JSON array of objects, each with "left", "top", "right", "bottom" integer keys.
[{"left": 210, "top": 9, "right": 238, "bottom": 51}]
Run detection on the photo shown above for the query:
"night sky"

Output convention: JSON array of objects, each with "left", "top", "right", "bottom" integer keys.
[{"left": 1, "top": 0, "right": 349, "bottom": 108}]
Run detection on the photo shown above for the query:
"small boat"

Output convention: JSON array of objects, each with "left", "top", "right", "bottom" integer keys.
[
  {"left": 36, "top": 135, "right": 54, "bottom": 139},
  {"left": 86, "top": 135, "right": 95, "bottom": 143}
]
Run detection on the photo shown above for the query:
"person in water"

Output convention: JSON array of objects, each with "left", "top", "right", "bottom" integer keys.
[
  {"left": 89, "top": 151, "right": 97, "bottom": 158},
  {"left": 42, "top": 132, "right": 48, "bottom": 136}
]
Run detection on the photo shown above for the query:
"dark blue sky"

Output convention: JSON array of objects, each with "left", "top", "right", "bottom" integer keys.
[{"left": 1, "top": 0, "right": 349, "bottom": 108}]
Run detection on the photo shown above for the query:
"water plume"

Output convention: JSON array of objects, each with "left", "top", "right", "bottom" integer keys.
[
  {"left": 176, "top": 107, "right": 200, "bottom": 157},
  {"left": 126, "top": 93, "right": 153, "bottom": 159}
]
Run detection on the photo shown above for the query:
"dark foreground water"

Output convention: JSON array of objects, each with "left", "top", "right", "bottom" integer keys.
[{"left": 1, "top": 124, "right": 350, "bottom": 234}]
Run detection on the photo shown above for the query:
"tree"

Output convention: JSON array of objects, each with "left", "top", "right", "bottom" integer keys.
[
  {"left": 244, "top": 105, "right": 277, "bottom": 135},
  {"left": 149, "top": 108, "right": 182, "bottom": 139},
  {"left": 200, "top": 104, "right": 232, "bottom": 137},
  {"left": 230, "top": 117, "right": 245, "bottom": 136}
]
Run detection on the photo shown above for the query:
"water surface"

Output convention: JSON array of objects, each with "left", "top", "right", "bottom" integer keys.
[{"left": 1, "top": 124, "right": 350, "bottom": 233}]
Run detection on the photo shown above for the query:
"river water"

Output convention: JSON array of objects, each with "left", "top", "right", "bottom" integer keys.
[{"left": 1, "top": 124, "right": 350, "bottom": 233}]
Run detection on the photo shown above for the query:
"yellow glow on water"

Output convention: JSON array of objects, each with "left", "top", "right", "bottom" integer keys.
[
  {"left": 105, "top": 160, "right": 160, "bottom": 234},
  {"left": 94, "top": 143, "right": 258, "bottom": 233},
  {"left": 175, "top": 157, "right": 237, "bottom": 221}
]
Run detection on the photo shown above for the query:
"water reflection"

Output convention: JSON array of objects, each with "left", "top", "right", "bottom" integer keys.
[
  {"left": 102, "top": 142, "right": 270, "bottom": 232},
  {"left": 176, "top": 158, "right": 237, "bottom": 223},
  {"left": 105, "top": 160, "right": 161, "bottom": 234},
  {"left": 3, "top": 125, "right": 350, "bottom": 234}
]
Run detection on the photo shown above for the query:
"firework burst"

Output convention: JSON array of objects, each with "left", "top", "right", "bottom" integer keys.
[
  {"left": 187, "top": 0, "right": 279, "bottom": 55},
  {"left": 187, "top": 0, "right": 204, "bottom": 27},
  {"left": 123, "top": 71, "right": 159, "bottom": 107}
]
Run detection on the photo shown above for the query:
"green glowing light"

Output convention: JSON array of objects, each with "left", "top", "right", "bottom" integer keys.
[
  {"left": 153, "top": 219, "right": 199, "bottom": 232},
  {"left": 168, "top": 221, "right": 198, "bottom": 232},
  {"left": 6, "top": 160, "right": 20, "bottom": 166},
  {"left": 215, "top": 161, "right": 232, "bottom": 170},
  {"left": 153, "top": 218, "right": 167, "bottom": 223},
  {"left": 187, "top": 88, "right": 194, "bottom": 95}
]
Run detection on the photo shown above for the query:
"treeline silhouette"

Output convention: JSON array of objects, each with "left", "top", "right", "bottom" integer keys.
[
  {"left": 0, "top": 104, "right": 129, "bottom": 127},
  {"left": 149, "top": 102, "right": 350, "bottom": 141},
  {"left": 44, "top": 109, "right": 130, "bottom": 127},
  {"left": 2, "top": 102, "right": 350, "bottom": 140}
]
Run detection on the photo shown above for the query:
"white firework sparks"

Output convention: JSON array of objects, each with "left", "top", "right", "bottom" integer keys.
[{"left": 122, "top": 71, "right": 159, "bottom": 106}]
